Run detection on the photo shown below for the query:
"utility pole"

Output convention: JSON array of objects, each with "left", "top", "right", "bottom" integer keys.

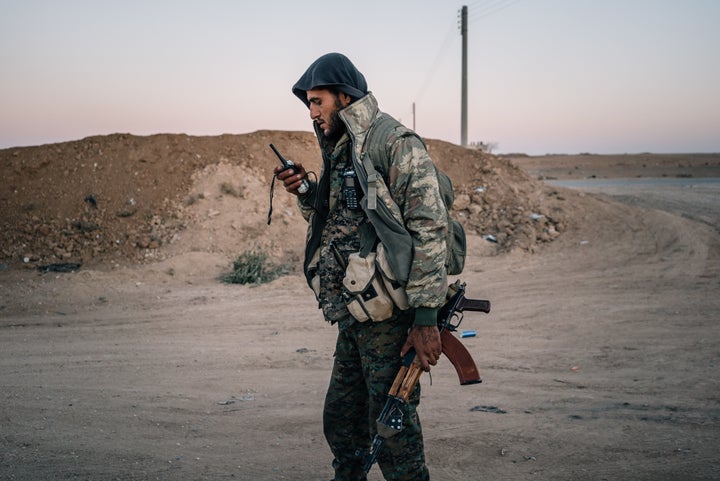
[
  {"left": 412, "top": 102, "right": 416, "bottom": 131},
  {"left": 460, "top": 5, "right": 468, "bottom": 147}
]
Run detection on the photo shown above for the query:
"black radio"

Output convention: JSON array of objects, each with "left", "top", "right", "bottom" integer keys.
[{"left": 342, "top": 169, "right": 360, "bottom": 210}]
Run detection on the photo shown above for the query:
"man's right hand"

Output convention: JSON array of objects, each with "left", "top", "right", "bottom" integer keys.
[
  {"left": 274, "top": 162, "right": 308, "bottom": 196},
  {"left": 401, "top": 325, "right": 442, "bottom": 372}
]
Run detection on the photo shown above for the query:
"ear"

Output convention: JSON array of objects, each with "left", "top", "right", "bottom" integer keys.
[{"left": 339, "top": 92, "right": 352, "bottom": 107}]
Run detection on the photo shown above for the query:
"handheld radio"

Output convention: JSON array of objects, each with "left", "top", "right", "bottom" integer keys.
[{"left": 269, "top": 143, "right": 309, "bottom": 194}]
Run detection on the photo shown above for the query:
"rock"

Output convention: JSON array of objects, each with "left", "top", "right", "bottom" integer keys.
[{"left": 453, "top": 193, "right": 471, "bottom": 210}]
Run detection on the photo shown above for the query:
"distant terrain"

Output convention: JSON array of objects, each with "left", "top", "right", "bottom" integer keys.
[
  {"left": 1, "top": 131, "right": 573, "bottom": 270},
  {"left": 1, "top": 135, "right": 718, "bottom": 480}
]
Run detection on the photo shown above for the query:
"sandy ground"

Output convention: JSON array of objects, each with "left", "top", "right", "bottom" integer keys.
[{"left": 1, "top": 157, "right": 719, "bottom": 480}]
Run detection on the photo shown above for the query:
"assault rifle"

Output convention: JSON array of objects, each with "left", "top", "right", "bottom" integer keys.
[{"left": 358, "top": 281, "right": 491, "bottom": 473}]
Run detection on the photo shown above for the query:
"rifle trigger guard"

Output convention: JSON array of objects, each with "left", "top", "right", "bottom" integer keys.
[{"left": 448, "top": 311, "right": 464, "bottom": 331}]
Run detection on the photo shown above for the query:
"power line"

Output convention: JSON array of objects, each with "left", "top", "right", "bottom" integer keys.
[
  {"left": 413, "top": 18, "right": 459, "bottom": 104},
  {"left": 413, "top": 2, "right": 518, "bottom": 104},
  {"left": 468, "top": 0, "right": 522, "bottom": 22},
  {"left": 408, "top": 2, "right": 521, "bottom": 136},
  {"left": 468, "top": 0, "right": 516, "bottom": 15}
]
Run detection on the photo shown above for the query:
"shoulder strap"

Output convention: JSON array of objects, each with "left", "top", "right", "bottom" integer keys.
[
  {"left": 360, "top": 113, "right": 419, "bottom": 211},
  {"left": 361, "top": 153, "right": 380, "bottom": 211},
  {"left": 353, "top": 114, "right": 416, "bottom": 282}
]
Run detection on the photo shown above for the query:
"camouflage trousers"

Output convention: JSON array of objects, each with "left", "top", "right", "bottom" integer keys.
[{"left": 324, "top": 313, "right": 430, "bottom": 481}]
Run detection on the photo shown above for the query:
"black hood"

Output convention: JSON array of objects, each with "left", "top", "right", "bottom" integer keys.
[{"left": 292, "top": 52, "right": 368, "bottom": 107}]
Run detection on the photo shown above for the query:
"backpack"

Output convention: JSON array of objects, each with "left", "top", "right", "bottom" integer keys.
[{"left": 356, "top": 114, "right": 466, "bottom": 280}]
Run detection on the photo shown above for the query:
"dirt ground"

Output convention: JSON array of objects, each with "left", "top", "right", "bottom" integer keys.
[{"left": 1, "top": 135, "right": 719, "bottom": 480}]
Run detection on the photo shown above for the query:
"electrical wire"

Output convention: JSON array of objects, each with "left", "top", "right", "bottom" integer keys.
[
  {"left": 405, "top": 2, "right": 521, "bottom": 129},
  {"left": 467, "top": 0, "right": 522, "bottom": 22},
  {"left": 415, "top": 2, "right": 520, "bottom": 99},
  {"left": 413, "top": 17, "right": 459, "bottom": 104}
]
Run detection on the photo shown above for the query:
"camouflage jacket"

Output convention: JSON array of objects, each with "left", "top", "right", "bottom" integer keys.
[{"left": 298, "top": 93, "right": 448, "bottom": 325}]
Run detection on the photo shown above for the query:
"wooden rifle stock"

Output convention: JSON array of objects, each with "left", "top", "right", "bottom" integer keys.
[
  {"left": 360, "top": 281, "right": 491, "bottom": 474},
  {"left": 388, "top": 357, "right": 424, "bottom": 402}
]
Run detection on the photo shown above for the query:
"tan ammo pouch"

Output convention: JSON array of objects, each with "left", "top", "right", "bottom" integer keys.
[
  {"left": 375, "top": 243, "right": 409, "bottom": 310},
  {"left": 342, "top": 252, "right": 395, "bottom": 322},
  {"left": 342, "top": 243, "right": 410, "bottom": 322}
]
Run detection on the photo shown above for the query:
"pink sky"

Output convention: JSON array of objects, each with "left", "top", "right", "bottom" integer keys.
[{"left": 1, "top": 0, "right": 719, "bottom": 154}]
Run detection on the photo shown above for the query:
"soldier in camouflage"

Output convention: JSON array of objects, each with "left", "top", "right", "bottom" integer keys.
[{"left": 275, "top": 53, "right": 449, "bottom": 481}]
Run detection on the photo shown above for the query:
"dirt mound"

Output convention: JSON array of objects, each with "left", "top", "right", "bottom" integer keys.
[{"left": 0, "top": 131, "right": 568, "bottom": 270}]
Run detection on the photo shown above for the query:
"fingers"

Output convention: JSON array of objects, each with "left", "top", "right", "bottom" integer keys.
[
  {"left": 275, "top": 163, "right": 307, "bottom": 193},
  {"left": 275, "top": 169, "right": 304, "bottom": 194},
  {"left": 402, "top": 325, "right": 442, "bottom": 372},
  {"left": 417, "top": 351, "right": 439, "bottom": 372},
  {"left": 411, "top": 344, "right": 438, "bottom": 373},
  {"left": 284, "top": 174, "right": 306, "bottom": 193},
  {"left": 418, "top": 355, "right": 436, "bottom": 372},
  {"left": 417, "top": 355, "right": 431, "bottom": 372},
  {"left": 400, "top": 338, "right": 412, "bottom": 358}
]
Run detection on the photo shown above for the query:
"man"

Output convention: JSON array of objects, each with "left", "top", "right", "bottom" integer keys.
[{"left": 275, "top": 52, "right": 449, "bottom": 481}]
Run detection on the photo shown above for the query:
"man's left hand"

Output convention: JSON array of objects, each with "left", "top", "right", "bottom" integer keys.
[{"left": 401, "top": 325, "right": 442, "bottom": 372}]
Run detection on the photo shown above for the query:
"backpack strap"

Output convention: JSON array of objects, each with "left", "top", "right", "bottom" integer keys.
[
  {"left": 354, "top": 113, "right": 416, "bottom": 282},
  {"left": 361, "top": 153, "right": 379, "bottom": 211},
  {"left": 359, "top": 113, "right": 415, "bottom": 211}
]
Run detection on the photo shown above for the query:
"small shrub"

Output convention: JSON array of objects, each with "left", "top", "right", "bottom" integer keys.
[
  {"left": 219, "top": 250, "right": 288, "bottom": 285},
  {"left": 220, "top": 182, "right": 244, "bottom": 198}
]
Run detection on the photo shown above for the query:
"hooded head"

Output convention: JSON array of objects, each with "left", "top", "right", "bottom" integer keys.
[{"left": 292, "top": 53, "right": 368, "bottom": 107}]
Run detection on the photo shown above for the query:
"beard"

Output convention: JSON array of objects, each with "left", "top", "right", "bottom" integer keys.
[{"left": 320, "top": 97, "right": 348, "bottom": 141}]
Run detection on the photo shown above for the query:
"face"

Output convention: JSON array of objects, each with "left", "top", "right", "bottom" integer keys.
[{"left": 307, "top": 88, "right": 352, "bottom": 138}]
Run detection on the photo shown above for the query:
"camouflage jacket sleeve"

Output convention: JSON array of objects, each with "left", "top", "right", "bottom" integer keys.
[
  {"left": 386, "top": 135, "right": 449, "bottom": 314},
  {"left": 296, "top": 181, "right": 318, "bottom": 222}
]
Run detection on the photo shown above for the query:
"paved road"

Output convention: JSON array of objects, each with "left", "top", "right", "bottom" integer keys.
[{"left": 548, "top": 177, "right": 720, "bottom": 230}]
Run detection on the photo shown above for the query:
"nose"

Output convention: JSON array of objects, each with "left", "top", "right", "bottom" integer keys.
[{"left": 309, "top": 104, "right": 320, "bottom": 120}]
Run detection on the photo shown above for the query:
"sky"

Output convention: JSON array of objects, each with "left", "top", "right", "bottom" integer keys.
[{"left": 1, "top": 0, "right": 719, "bottom": 155}]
